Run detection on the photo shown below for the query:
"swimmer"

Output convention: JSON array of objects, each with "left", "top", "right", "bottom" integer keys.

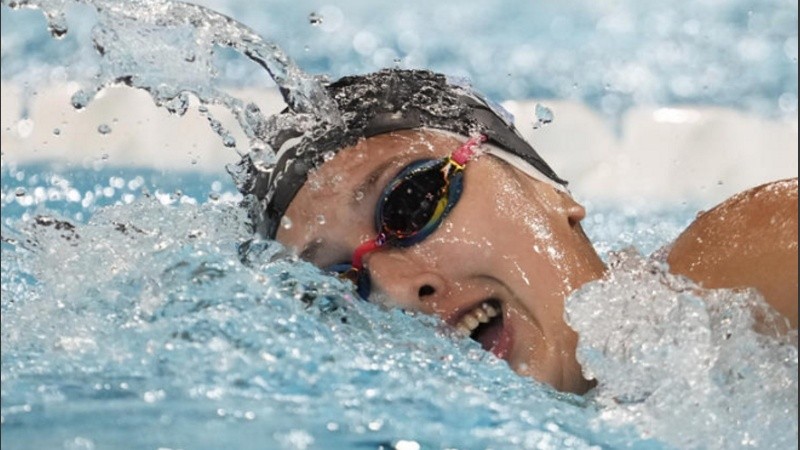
[{"left": 235, "top": 69, "right": 798, "bottom": 394}]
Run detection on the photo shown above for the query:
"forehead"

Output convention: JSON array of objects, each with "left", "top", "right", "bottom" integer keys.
[{"left": 299, "top": 129, "right": 460, "bottom": 200}]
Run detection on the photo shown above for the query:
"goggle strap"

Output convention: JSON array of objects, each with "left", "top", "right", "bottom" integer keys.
[
  {"left": 450, "top": 134, "right": 488, "bottom": 166},
  {"left": 351, "top": 233, "right": 387, "bottom": 270}
]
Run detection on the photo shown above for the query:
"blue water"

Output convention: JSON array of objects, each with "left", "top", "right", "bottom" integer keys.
[
  {"left": 1, "top": 0, "right": 798, "bottom": 449},
  {"left": 2, "top": 0, "right": 797, "bottom": 119},
  {"left": 4, "top": 163, "right": 796, "bottom": 450},
  {"left": 1, "top": 163, "right": 671, "bottom": 449}
]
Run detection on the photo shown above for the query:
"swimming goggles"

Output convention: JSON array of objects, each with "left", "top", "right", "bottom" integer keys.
[{"left": 329, "top": 134, "right": 487, "bottom": 299}]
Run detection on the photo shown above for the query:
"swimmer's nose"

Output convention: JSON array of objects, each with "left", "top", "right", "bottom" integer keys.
[{"left": 363, "top": 252, "right": 447, "bottom": 314}]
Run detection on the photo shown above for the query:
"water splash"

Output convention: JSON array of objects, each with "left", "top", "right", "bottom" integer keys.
[
  {"left": 1, "top": 180, "right": 657, "bottom": 449},
  {"left": 566, "top": 249, "right": 798, "bottom": 450},
  {"left": 2, "top": 0, "right": 344, "bottom": 154}
]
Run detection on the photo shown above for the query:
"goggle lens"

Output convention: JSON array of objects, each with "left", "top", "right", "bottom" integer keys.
[
  {"left": 379, "top": 160, "right": 449, "bottom": 240},
  {"left": 334, "top": 134, "right": 487, "bottom": 300}
]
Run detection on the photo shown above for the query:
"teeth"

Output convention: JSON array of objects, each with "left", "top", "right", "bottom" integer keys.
[{"left": 455, "top": 301, "right": 500, "bottom": 336}]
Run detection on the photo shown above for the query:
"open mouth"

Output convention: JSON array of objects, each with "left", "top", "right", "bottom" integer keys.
[{"left": 454, "top": 299, "right": 511, "bottom": 359}]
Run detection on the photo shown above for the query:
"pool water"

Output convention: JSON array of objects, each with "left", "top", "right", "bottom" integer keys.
[
  {"left": 2, "top": 163, "right": 796, "bottom": 449},
  {"left": 0, "top": 163, "right": 653, "bottom": 449}
]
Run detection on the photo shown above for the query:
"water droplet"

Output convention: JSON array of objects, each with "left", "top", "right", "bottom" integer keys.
[
  {"left": 354, "top": 191, "right": 365, "bottom": 202},
  {"left": 395, "top": 440, "right": 421, "bottom": 450},
  {"left": 532, "top": 103, "right": 554, "bottom": 129},
  {"left": 308, "top": 12, "right": 323, "bottom": 26},
  {"left": 304, "top": 45, "right": 310, "bottom": 52},
  {"left": 16, "top": 119, "right": 34, "bottom": 138},
  {"left": 208, "top": 192, "right": 220, "bottom": 201},
  {"left": 97, "top": 124, "right": 112, "bottom": 135},
  {"left": 316, "top": 215, "right": 326, "bottom": 225},
  {"left": 53, "top": 128, "right": 61, "bottom": 136},
  {"left": 322, "top": 150, "right": 336, "bottom": 162},
  {"left": 222, "top": 135, "right": 236, "bottom": 148},
  {"left": 15, "top": 187, "right": 26, "bottom": 197},
  {"left": 101, "top": 153, "right": 109, "bottom": 160},
  {"left": 70, "top": 89, "right": 92, "bottom": 110},
  {"left": 281, "top": 216, "right": 293, "bottom": 230},
  {"left": 164, "top": 94, "right": 189, "bottom": 116}
]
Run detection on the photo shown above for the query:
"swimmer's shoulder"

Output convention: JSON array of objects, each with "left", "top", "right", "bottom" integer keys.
[{"left": 666, "top": 178, "right": 798, "bottom": 328}]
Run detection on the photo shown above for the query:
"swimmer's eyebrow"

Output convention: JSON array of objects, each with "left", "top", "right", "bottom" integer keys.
[{"left": 351, "top": 159, "right": 398, "bottom": 206}]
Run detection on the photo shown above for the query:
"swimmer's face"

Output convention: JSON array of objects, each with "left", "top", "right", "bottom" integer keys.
[{"left": 277, "top": 129, "right": 606, "bottom": 393}]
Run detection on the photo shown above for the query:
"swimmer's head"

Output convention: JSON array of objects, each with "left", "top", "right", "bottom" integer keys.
[
  {"left": 233, "top": 69, "right": 567, "bottom": 238},
  {"left": 238, "top": 69, "right": 607, "bottom": 393}
]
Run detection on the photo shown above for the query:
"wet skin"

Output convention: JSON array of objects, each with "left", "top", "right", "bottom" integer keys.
[
  {"left": 277, "top": 129, "right": 607, "bottom": 393},
  {"left": 668, "top": 177, "right": 798, "bottom": 329}
]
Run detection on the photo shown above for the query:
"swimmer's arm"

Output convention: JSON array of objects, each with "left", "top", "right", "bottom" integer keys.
[{"left": 666, "top": 178, "right": 798, "bottom": 329}]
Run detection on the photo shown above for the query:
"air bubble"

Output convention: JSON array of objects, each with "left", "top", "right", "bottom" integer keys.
[
  {"left": 316, "top": 215, "right": 326, "bottom": 225},
  {"left": 281, "top": 216, "right": 293, "bottom": 230},
  {"left": 15, "top": 187, "right": 26, "bottom": 197},
  {"left": 97, "top": 124, "right": 112, "bottom": 135}
]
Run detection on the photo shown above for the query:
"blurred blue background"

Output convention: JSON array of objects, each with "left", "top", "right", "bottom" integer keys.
[{"left": 2, "top": 0, "right": 797, "bottom": 118}]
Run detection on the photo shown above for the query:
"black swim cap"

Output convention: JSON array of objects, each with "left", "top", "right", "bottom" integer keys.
[{"left": 232, "top": 69, "right": 566, "bottom": 238}]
